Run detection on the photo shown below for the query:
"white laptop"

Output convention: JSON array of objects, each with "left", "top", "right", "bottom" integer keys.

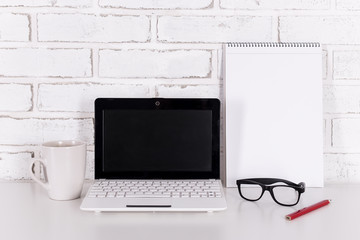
[{"left": 80, "top": 98, "right": 227, "bottom": 212}]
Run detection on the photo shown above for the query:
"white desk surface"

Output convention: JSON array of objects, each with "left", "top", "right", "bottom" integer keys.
[{"left": 0, "top": 182, "right": 359, "bottom": 240}]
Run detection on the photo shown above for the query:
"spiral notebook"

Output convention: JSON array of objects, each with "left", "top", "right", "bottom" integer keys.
[{"left": 225, "top": 42, "right": 323, "bottom": 187}]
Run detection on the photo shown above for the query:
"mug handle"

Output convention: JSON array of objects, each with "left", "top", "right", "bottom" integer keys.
[{"left": 29, "top": 158, "right": 49, "bottom": 190}]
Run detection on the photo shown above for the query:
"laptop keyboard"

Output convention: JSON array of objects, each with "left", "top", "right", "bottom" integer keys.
[{"left": 87, "top": 180, "right": 222, "bottom": 198}]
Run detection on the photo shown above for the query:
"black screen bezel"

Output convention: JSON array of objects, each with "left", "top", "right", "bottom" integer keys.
[{"left": 94, "top": 98, "right": 220, "bottom": 180}]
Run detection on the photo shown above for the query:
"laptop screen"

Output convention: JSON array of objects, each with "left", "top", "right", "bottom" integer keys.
[
  {"left": 103, "top": 109, "right": 212, "bottom": 172},
  {"left": 95, "top": 98, "right": 220, "bottom": 179}
]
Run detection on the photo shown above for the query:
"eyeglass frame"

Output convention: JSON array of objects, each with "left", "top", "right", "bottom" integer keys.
[{"left": 236, "top": 178, "right": 306, "bottom": 206}]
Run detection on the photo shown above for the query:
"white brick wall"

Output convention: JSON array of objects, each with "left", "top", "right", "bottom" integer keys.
[
  {"left": 0, "top": 84, "right": 32, "bottom": 111},
  {"left": 324, "top": 86, "right": 360, "bottom": 114},
  {"left": 332, "top": 119, "right": 360, "bottom": 149},
  {"left": 279, "top": 16, "right": 360, "bottom": 44},
  {"left": 0, "top": 152, "right": 33, "bottom": 180},
  {"left": 0, "top": 117, "right": 93, "bottom": 145},
  {"left": 0, "top": 14, "right": 30, "bottom": 42},
  {"left": 38, "top": 14, "right": 150, "bottom": 43},
  {"left": 336, "top": 0, "right": 360, "bottom": 10},
  {"left": 0, "top": 48, "right": 92, "bottom": 77},
  {"left": 220, "top": 0, "right": 330, "bottom": 9},
  {"left": 158, "top": 16, "right": 272, "bottom": 43},
  {"left": 333, "top": 51, "right": 360, "bottom": 80},
  {"left": 0, "top": 1, "right": 358, "bottom": 183},
  {"left": 38, "top": 83, "right": 151, "bottom": 112},
  {"left": 156, "top": 85, "right": 221, "bottom": 98},
  {"left": 99, "top": 49, "right": 211, "bottom": 78},
  {"left": 85, "top": 151, "right": 94, "bottom": 180},
  {"left": 99, "top": 0, "right": 212, "bottom": 9},
  {"left": 325, "top": 154, "right": 360, "bottom": 183},
  {"left": 0, "top": 0, "right": 92, "bottom": 7}
]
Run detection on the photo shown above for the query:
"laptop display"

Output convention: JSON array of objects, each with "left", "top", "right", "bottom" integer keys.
[{"left": 95, "top": 98, "right": 220, "bottom": 179}]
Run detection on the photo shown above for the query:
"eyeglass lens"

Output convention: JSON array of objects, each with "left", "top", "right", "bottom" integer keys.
[
  {"left": 239, "top": 183, "right": 299, "bottom": 205},
  {"left": 239, "top": 184, "right": 263, "bottom": 200},
  {"left": 272, "top": 186, "right": 299, "bottom": 205}
]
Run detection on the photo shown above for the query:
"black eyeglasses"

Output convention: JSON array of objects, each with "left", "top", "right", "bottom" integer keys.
[{"left": 236, "top": 178, "right": 305, "bottom": 206}]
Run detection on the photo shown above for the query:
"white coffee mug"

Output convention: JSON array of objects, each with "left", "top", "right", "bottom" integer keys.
[{"left": 29, "top": 140, "right": 86, "bottom": 201}]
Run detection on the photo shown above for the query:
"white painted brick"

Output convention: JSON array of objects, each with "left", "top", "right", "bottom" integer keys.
[
  {"left": 324, "top": 86, "right": 360, "bottom": 114},
  {"left": 323, "top": 119, "right": 327, "bottom": 148},
  {"left": 156, "top": 85, "right": 221, "bottom": 98},
  {"left": 0, "top": 149, "right": 94, "bottom": 180},
  {"left": 0, "top": 48, "right": 92, "bottom": 77},
  {"left": 85, "top": 151, "right": 94, "bottom": 180},
  {"left": 99, "top": 0, "right": 212, "bottom": 9},
  {"left": 99, "top": 50, "right": 211, "bottom": 78},
  {"left": 322, "top": 50, "right": 327, "bottom": 79},
  {"left": 0, "top": 84, "right": 32, "bottom": 111},
  {"left": 334, "top": 51, "right": 360, "bottom": 80},
  {"left": 0, "top": 118, "right": 93, "bottom": 145},
  {"left": 325, "top": 154, "right": 360, "bottom": 183},
  {"left": 336, "top": 0, "right": 360, "bottom": 10},
  {"left": 220, "top": 0, "right": 330, "bottom": 9},
  {"left": 0, "top": 14, "right": 29, "bottom": 42},
  {"left": 332, "top": 119, "right": 360, "bottom": 148},
  {"left": 217, "top": 50, "right": 223, "bottom": 81},
  {"left": 157, "top": 16, "right": 272, "bottom": 43},
  {"left": 279, "top": 16, "right": 360, "bottom": 44},
  {"left": 0, "top": 0, "right": 92, "bottom": 7},
  {"left": 38, "top": 83, "right": 151, "bottom": 112},
  {"left": 0, "top": 152, "right": 33, "bottom": 180},
  {"left": 38, "top": 14, "right": 150, "bottom": 43}
]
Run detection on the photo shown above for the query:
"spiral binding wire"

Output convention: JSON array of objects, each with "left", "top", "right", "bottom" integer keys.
[{"left": 227, "top": 42, "right": 320, "bottom": 48}]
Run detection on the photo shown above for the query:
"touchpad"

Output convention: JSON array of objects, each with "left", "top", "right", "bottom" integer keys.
[{"left": 125, "top": 198, "right": 172, "bottom": 208}]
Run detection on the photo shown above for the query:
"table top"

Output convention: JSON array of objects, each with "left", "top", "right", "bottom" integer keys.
[{"left": 1, "top": 182, "right": 359, "bottom": 240}]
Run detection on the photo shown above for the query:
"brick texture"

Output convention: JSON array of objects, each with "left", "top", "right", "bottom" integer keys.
[
  {"left": 38, "top": 14, "right": 150, "bottom": 43},
  {"left": 99, "top": 0, "right": 212, "bottom": 9},
  {"left": 279, "top": 16, "right": 360, "bottom": 44},
  {"left": 336, "top": 0, "right": 360, "bottom": 10},
  {"left": 156, "top": 85, "right": 221, "bottom": 98},
  {"left": 0, "top": 0, "right": 92, "bottom": 7},
  {"left": 99, "top": 49, "right": 211, "bottom": 78},
  {"left": 0, "top": 0, "right": 359, "bottom": 182},
  {"left": 325, "top": 154, "right": 360, "bottom": 183},
  {"left": 157, "top": 16, "right": 272, "bottom": 43},
  {"left": 38, "top": 83, "right": 151, "bottom": 112},
  {"left": 332, "top": 119, "right": 360, "bottom": 148},
  {"left": 0, "top": 118, "right": 93, "bottom": 145},
  {"left": 0, "top": 152, "right": 34, "bottom": 180},
  {"left": 0, "top": 14, "right": 29, "bottom": 41},
  {"left": 0, "top": 84, "right": 32, "bottom": 111},
  {"left": 0, "top": 48, "right": 92, "bottom": 77},
  {"left": 324, "top": 86, "right": 360, "bottom": 114},
  {"left": 85, "top": 151, "right": 94, "bottom": 180},
  {"left": 220, "top": 0, "right": 330, "bottom": 9},
  {"left": 334, "top": 51, "right": 360, "bottom": 80}
]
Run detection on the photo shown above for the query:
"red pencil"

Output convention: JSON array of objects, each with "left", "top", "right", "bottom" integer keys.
[{"left": 285, "top": 199, "right": 331, "bottom": 221}]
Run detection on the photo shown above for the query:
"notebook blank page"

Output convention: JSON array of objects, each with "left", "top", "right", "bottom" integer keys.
[{"left": 225, "top": 45, "right": 323, "bottom": 187}]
